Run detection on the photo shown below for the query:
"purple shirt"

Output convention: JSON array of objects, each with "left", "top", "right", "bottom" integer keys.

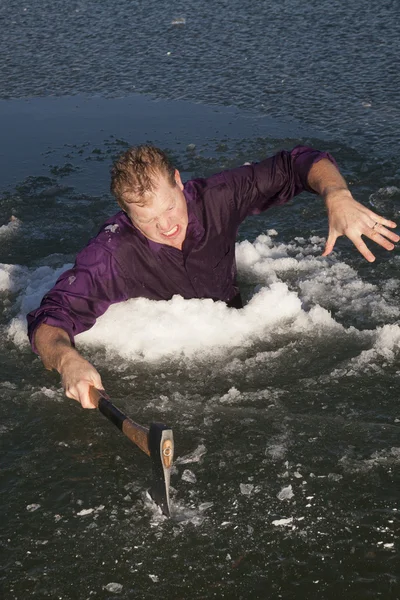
[{"left": 27, "top": 146, "right": 335, "bottom": 351}]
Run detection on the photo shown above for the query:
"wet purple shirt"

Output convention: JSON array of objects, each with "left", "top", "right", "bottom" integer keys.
[{"left": 27, "top": 146, "right": 335, "bottom": 350}]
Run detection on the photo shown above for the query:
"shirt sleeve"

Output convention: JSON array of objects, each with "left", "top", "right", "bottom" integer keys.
[
  {"left": 223, "top": 145, "right": 338, "bottom": 222},
  {"left": 27, "top": 243, "right": 129, "bottom": 353}
]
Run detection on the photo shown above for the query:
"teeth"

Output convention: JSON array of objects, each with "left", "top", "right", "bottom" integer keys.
[{"left": 163, "top": 225, "right": 178, "bottom": 236}]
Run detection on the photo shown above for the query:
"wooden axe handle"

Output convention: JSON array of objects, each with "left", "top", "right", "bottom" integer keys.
[{"left": 89, "top": 388, "right": 150, "bottom": 456}]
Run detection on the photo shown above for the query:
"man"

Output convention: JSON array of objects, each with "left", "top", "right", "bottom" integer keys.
[{"left": 27, "top": 145, "right": 399, "bottom": 409}]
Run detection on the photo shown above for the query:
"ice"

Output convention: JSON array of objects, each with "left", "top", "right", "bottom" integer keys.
[
  {"left": 265, "top": 442, "right": 287, "bottom": 460},
  {"left": 351, "top": 325, "right": 400, "bottom": 367},
  {"left": 340, "top": 447, "right": 400, "bottom": 474},
  {"left": 149, "top": 574, "right": 159, "bottom": 583},
  {"left": 181, "top": 469, "right": 197, "bottom": 483},
  {"left": 0, "top": 263, "right": 28, "bottom": 293},
  {"left": 220, "top": 387, "right": 242, "bottom": 404},
  {"left": 74, "top": 282, "right": 305, "bottom": 360},
  {"left": 104, "top": 583, "right": 123, "bottom": 593},
  {"left": 171, "top": 17, "right": 186, "bottom": 25},
  {"left": 104, "top": 224, "right": 119, "bottom": 234},
  {"left": 5, "top": 233, "right": 400, "bottom": 373},
  {"left": 328, "top": 473, "right": 343, "bottom": 482},
  {"left": 145, "top": 491, "right": 206, "bottom": 526},
  {"left": 26, "top": 504, "right": 41, "bottom": 512},
  {"left": 199, "top": 502, "right": 214, "bottom": 512},
  {"left": 77, "top": 508, "right": 94, "bottom": 516},
  {"left": 277, "top": 485, "right": 294, "bottom": 501},
  {"left": 240, "top": 483, "right": 254, "bottom": 496},
  {"left": 5, "top": 262, "right": 73, "bottom": 346},
  {"left": 369, "top": 186, "right": 400, "bottom": 207},
  {"left": 0, "top": 217, "right": 20, "bottom": 239},
  {"left": 272, "top": 517, "right": 293, "bottom": 527},
  {"left": 175, "top": 444, "right": 207, "bottom": 465},
  {"left": 29, "top": 387, "right": 60, "bottom": 402}
]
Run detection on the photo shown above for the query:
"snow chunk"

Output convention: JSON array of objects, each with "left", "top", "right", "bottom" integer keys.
[
  {"left": 240, "top": 483, "right": 254, "bottom": 496},
  {"left": 175, "top": 444, "right": 206, "bottom": 465},
  {"left": 277, "top": 485, "right": 294, "bottom": 501},
  {"left": 199, "top": 502, "right": 214, "bottom": 512},
  {"left": 220, "top": 387, "right": 241, "bottom": 404},
  {"left": 181, "top": 469, "right": 197, "bottom": 483},
  {"left": 0, "top": 217, "right": 20, "bottom": 239},
  {"left": 272, "top": 517, "right": 293, "bottom": 527},
  {"left": 104, "top": 224, "right": 119, "bottom": 234},
  {"left": 104, "top": 582, "right": 123, "bottom": 593},
  {"left": 77, "top": 508, "right": 94, "bottom": 516}
]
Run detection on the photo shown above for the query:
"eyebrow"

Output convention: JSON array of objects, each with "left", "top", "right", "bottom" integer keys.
[{"left": 135, "top": 199, "right": 176, "bottom": 224}]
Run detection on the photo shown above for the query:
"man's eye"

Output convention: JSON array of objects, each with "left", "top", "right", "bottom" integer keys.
[{"left": 168, "top": 205, "right": 174, "bottom": 211}]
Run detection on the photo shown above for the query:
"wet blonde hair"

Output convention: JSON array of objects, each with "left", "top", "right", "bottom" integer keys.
[{"left": 110, "top": 145, "right": 176, "bottom": 209}]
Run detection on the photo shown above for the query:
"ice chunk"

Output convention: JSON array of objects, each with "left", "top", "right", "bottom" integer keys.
[
  {"left": 171, "top": 17, "right": 186, "bottom": 25},
  {"left": 199, "top": 502, "right": 214, "bottom": 512},
  {"left": 240, "top": 483, "right": 254, "bottom": 496},
  {"left": 272, "top": 517, "right": 293, "bottom": 527},
  {"left": 277, "top": 485, "right": 294, "bottom": 501},
  {"left": 149, "top": 574, "right": 159, "bottom": 583},
  {"left": 175, "top": 444, "right": 206, "bottom": 465},
  {"left": 77, "top": 508, "right": 94, "bottom": 516},
  {"left": 220, "top": 387, "right": 241, "bottom": 403},
  {"left": 104, "top": 583, "right": 123, "bottom": 593},
  {"left": 0, "top": 217, "right": 20, "bottom": 239},
  {"left": 328, "top": 473, "right": 343, "bottom": 482},
  {"left": 181, "top": 469, "right": 197, "bottom": 483},
  {"left": 26, "top": 504, "right": 41, "bottom": 512},
  {"left": 104, "top": 224, "right": 119, "bottom": 234}
]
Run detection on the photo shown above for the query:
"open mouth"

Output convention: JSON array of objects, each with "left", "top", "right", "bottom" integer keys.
[{"left": 162, "top": 225, "right": 179, "bottom": 238}]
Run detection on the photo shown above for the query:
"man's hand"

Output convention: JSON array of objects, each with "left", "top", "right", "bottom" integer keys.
[
  {"left": 59, "top": 352, "right": 103, "bottom": 409},
  {"left": 34, "top": 323, "right": 103, "bottom": 409},
  {"left": 322, "top": 188, "right": 399, "bottom": 262},
  {"left": 307, "top": 159, "right": 399, "bottom": 261}
]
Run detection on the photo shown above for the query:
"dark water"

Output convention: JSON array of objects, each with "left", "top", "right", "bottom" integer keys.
[{"left": 1, "top": 1, "right": 400, "bottom": 599}]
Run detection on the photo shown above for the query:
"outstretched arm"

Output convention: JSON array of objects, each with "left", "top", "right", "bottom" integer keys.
[
  {"left": 307, "top": 158, "right": 399, "bottom": 261},
  {"left": 34, "top": 323, "right": 103, "bottom": 409}
]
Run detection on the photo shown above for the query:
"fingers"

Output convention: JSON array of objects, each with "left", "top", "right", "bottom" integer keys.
[
  {"left": 65, "top": 381, "right": 98, "bottom": 409},
  {"left": 335, "top": 225, "right": 398, "bottom": 263},
  {"left": 325, "top": 192, "right": 398, "bottom": 261},
  {"left": 369, "top": 222, "right": 400, "bottom": 244},
  {"left": 346, "top": 231, "right": 376, "bottom": 262},
  {"left": 63, "top": 368, "right": 104, "bottom": 410},
  {"left": 368, "top": 214, "right": 397, "bottom": 230},
  {"left": 79, "top": 382, "right": 99, "bottom": 409},
  {"left": 60, "top": 351, "right": 104, "bottom": 409},
  {"left": 322, "top": 230, "right": 338, "bottom": 256},
  {"left": 368, "top": 230, "right": 395, "bottom": 252}
]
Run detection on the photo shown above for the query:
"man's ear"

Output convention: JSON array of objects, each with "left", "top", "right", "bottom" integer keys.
[{"left": 175, "top": 169, "right": 184, "bottom": 190}]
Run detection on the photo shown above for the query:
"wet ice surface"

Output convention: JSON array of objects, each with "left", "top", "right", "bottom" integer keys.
[
  {"left": 1, "top": 97, "right": 400, "bottom": 597},
  {"left": 2, "top": 0, "right": 400, "bottom": 163},
  {"left": 2, "top": 225, "right": 400, "bottom": 597}
]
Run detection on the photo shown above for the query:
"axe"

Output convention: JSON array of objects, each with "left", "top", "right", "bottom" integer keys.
[{"left": 89, "top": 388, "right": 174, "bottom": 517}]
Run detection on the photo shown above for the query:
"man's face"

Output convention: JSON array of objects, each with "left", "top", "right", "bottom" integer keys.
[{"left": 126, "top": 170, "right": 188, "bottom": 250}]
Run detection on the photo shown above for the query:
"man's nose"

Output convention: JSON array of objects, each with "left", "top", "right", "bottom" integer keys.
[{"left": 157, "top": 214, "right": 170, "bottom": 230}]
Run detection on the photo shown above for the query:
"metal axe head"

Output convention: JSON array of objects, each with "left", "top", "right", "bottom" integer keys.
[{"left": 148, "top": 423, "right": 174, "bottom": 517}]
